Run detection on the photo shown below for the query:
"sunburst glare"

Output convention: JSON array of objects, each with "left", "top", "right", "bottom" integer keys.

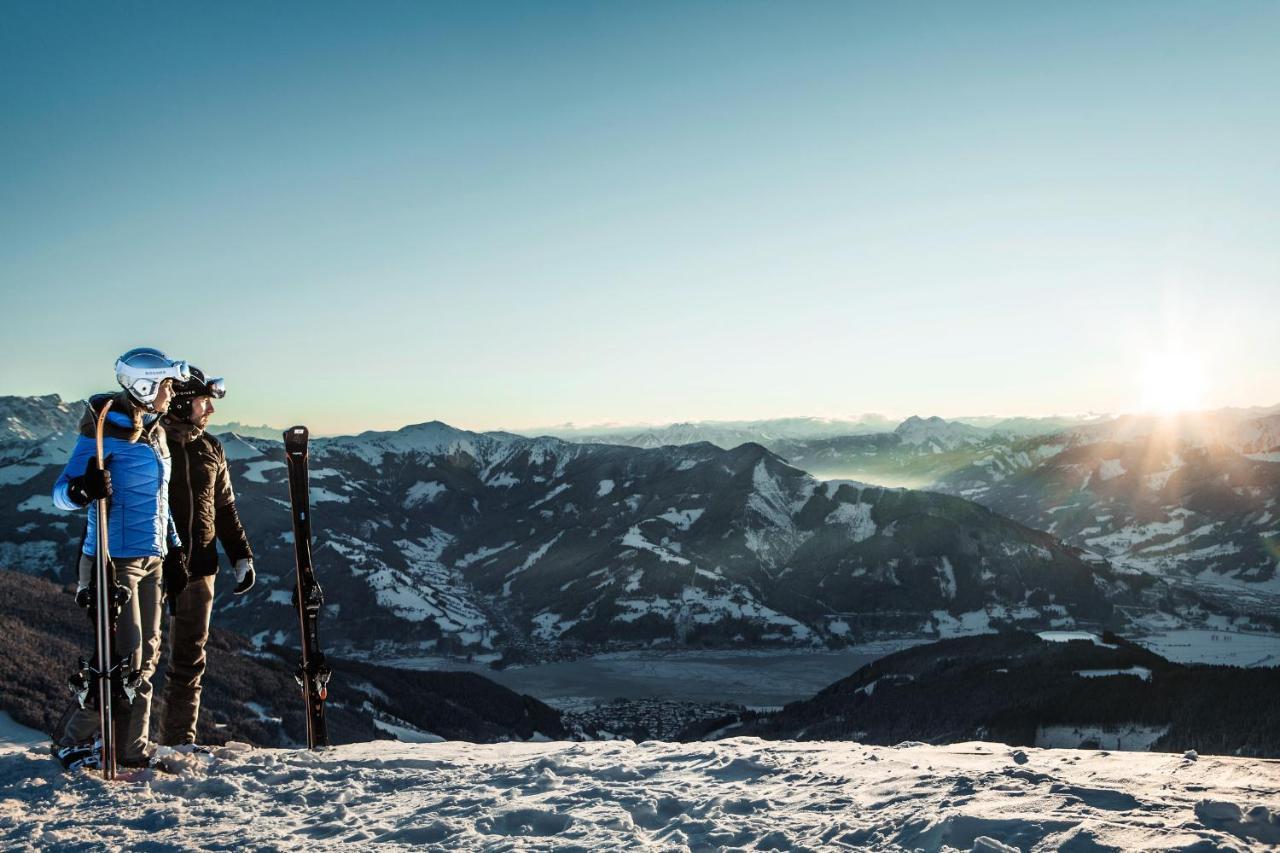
[{"left": 1139, "top": 349, "right": 1206, "bottom": 415}]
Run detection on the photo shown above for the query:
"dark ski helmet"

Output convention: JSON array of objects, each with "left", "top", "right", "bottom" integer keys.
[
  {"left": 115, "top": 348, "right": 191, "bottom": 412},
  {"left": 169, "top": 366, "right": 226, "bottom": 421}
]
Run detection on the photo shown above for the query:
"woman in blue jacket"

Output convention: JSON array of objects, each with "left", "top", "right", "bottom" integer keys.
[{"left": 52, "top": 347, "right": 191, "bottom": 770}]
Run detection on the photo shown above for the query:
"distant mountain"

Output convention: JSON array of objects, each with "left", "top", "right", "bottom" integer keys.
[
  {"left": 0, "top": 393, "right": 284, "bottom": 442},
  {"left": 0, "top": 569, "right": 565, "bottom": 746},
  {"left": 0, "top": 394, "right": 82, "bottom": 442},
  {"left": 529, "top": 413, "right": 1111, "bottom": 456},
  {"left": 209, "top": 422, "right": 288, "bottom": 441},
  {"left": 567, "top": 414, "right": 1112, "bottom": 488},
  {"left": 524, "top": 415, "right": 900, "bottom": 449},
  {"left": 1, "top": 405, "right": 1214, "bottom": 660},
  {"left": 763, "top": 416, "right": 1013, "bottom": 488},
  {"left": 951, "top": 414, "right": 1114, "bottom": 437},
  {"left": 932, "top": 410, "right": 1280, "bottom": 605},
  {"left": 726, "top": 631, "right": 1280, "bottom": 757}
]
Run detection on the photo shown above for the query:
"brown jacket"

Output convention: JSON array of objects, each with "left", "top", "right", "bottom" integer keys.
[{"left": 163, "top": 420, "right": 253, "bottom": 577}]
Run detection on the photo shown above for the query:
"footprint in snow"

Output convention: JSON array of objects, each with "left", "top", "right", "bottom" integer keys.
[
  {"left": 475, "top": 807, "right": 573, "bottom": 837},
  {"left": 1194, "top": 800, "right": 1280, "bottom": 845}
]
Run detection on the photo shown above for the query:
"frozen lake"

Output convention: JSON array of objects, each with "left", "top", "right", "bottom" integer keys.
[{"left": 381, "top": 641, "right": 928, "bottom": 709}]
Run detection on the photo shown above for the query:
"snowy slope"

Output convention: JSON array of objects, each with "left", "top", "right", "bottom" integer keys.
[
  {"left": 2, "top": 736, "right": 1277, "bottom": 851},
  {"left": 934, "top": 411, "right": 1280, "bottom": 599}
]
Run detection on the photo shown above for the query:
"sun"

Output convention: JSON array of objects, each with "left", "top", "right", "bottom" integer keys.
[{"left": 1138, "top": 350, "right": 1206, "bottom": 415}]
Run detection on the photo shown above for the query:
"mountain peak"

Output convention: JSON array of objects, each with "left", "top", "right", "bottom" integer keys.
[{"left": 894, "top": 415, "right": 988, "bottom": 449}]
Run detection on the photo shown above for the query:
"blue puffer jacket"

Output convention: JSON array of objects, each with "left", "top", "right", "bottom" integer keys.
[{"left": 53, "top": 393, "right": 179, "bottom": 559}]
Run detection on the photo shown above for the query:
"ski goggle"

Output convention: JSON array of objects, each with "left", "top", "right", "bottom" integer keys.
[
  {"left": 206, "top": 377, "right": 227, "bottom": 399},
  {"left": 123, "top": 374, "right": 185, "bottom": 401},
  {"left": 119, "top": 360, "right": 191, "bottom": 396}
]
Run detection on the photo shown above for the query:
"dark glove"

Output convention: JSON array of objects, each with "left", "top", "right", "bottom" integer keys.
[
  {"left": 74, "top": 580, "right": 130, "bottom": 620},
  {"left": 67, "top": 456, "right": 112, "bottom": 507},
  {"left": 163, "top": 548, "right": 189, "bottom": 609}
]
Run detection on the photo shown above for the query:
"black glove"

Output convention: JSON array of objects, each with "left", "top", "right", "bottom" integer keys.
[
  {"left": 67, "top": 456, "right": 112, "bottom": 507},
  {"left": 163, "top": 548, "right": 189, "bottom": 608},
  {"left": 74, "top": 580, "right": 130, "bottom": 620}
]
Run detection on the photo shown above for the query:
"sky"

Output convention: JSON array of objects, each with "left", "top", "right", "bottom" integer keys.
[{"left": 1, "top": 1, "right": 1277, "bottom": 434}]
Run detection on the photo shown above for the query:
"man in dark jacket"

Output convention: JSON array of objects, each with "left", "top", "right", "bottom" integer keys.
[{"left": 158, "top": 366, "right": 255, "bottom": 746}]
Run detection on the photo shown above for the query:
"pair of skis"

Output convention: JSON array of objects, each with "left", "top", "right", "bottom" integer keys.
[
  {"left": 73, "top": 400, "right": 133, "bottom": 780},
  {"left": 284, "top": 426, "right": 331, "bottom": 750},
  {"left": 69, "top": 401, "right": 144, "bottom": 779}
]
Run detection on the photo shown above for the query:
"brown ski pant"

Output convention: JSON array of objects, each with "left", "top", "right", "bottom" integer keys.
[
  {"left": 158, "top": 574, "right": 216, "bottom": 745},
  {"left": 58, "top": 555, "right": 163, "bottom": 764}
]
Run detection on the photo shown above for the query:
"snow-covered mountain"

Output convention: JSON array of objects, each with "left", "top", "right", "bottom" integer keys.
[
  {"left": 1, "top": 407, "right": 1208, "bottom": 658},
  {"left": 932, "top": 410, "right": 1280, "bottom": 605},
  {"left": 761, "top": 417, "right": 1017, "bottom": 488},
  {"left": 951, "top": 413, "right": 1115, "bottom": 437},
  {"left": 0, "top": 394, "right": 81, "bottom": 442},
  {"left": 527, "top": 415, "right": 900, "bottom": 449},
  {"left": 525, "top": 413, "right": 1113, "bottom": 451},
  {"left": 891, "top": 415, "right": 991, "bottom": 450}
]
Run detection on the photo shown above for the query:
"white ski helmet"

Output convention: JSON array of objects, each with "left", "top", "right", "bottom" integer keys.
[{"left": 115, "top": 347, "right": 191, "bottom": 411}]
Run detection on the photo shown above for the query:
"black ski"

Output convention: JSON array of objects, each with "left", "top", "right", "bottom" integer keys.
[{"left": 283, "top": 425, "right": 330, "bottom": 749}]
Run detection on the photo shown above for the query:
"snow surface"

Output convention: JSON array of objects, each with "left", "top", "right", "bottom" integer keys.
[
  {"left": 242, "top": 459, "right": 285, "bottom": 483},
  {"left": 218, "top": 434, "right": 264, "bottom": 461},
  {"left": 1034, "top": 723, "right": 1169, "bottom": 752},
  {"left": 824, "top": 501, "right": 877, "bottom": 542},
  {"left": 657, "top": 507, "right": 704, "bottom": 531},
  {"left": 0, "top": 464, "right": 42, "bottom": 486},
  {"left": 1037, "top": 631, "right": 1117, "bottom": 648},
  {"left": 1097, "top": 458, "right": 1126, "bottom": 481},
  {"left": 403, "top": 480, "right": 446, "bottom": 508},
  {"left": 619, "top": 526, "right": 690, "bottom": 566},
  {"left": 3, "top": 737, "right": 1277, "bottom": 851},
  {"left": 15, "top": 495, "right": 58, "bottom": 516},
  {"left": 1134, "top": 630, "right": 1280, "bottom": 667},
  {"left": 1074, "top": 666, "right": 1153, "bottom": 682}
]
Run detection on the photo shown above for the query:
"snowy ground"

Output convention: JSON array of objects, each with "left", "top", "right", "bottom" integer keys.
[
  {"left": 2, "top": 718, "right": 1278, "bottom": 851},
  {"left": 1133, "top": 629, "right": 1280, "bottom": 667}
]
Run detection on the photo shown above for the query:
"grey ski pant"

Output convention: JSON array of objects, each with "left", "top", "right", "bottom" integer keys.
[
  {"left": 158, "top": 573, "right": 216, "bottom": 745},
  {"left": 58, "top": 555, "right": 163, "bottom": 764}
]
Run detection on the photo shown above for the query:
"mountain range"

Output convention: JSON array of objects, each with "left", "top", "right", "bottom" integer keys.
[{"left": 2, "top": 394, "right": 1265, "bottom": 662}]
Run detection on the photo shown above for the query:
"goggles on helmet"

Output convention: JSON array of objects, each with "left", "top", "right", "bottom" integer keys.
[
  {"left": 205, "top": 377, "right": 227, "bottom": 399},
  {"left": 115, "top": 348, "right": 191, "bottom": 410}
]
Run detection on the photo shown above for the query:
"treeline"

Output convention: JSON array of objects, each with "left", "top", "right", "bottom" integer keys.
[
  {"left": 0, "top": 569, "right": 563, "bottom": 747},
  {"left": 735, "top": 631, "right": 1280, "bottom": 758}
]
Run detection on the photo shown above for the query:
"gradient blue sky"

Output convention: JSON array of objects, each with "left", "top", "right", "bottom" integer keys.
[{"left": 2, "top": 1, "right": 1277, "bottom": 433}]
